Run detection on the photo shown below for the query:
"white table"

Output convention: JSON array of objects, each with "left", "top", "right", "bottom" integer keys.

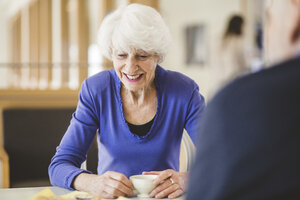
[
  {"left": 0, "top": 186, "right": 69, "bottom": 199},
  {"left": 0, "top": 186, "right": 185, "bottom": 200}
]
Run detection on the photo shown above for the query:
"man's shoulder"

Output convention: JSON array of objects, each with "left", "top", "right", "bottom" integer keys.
[
  {"left": 217, "top": 57, "right": 300, "bottom": 100},
  {"left": 187, "top": 56, "right": 300, "bottom": 200},
  {"left": 209, "top": 56, "right": 300, "bottom": 115}
]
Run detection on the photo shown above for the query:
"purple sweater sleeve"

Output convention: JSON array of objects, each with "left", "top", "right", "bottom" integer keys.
[
  {"left": 185, "top": 86, "right": 206, "bottom": 146},
  {"left": 48, "top": 80, "right": 99, "bottom": 190}
]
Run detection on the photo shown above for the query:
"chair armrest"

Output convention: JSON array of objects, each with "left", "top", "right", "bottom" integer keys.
[
  {"left": 0, "top": 145, "right": 10, "bottom": 188},
  {"left": 181, "top": 130, "right": 196, "bottom": 171}
]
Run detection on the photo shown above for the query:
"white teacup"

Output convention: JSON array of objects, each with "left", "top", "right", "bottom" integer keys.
[{"left": 130, "top": 174, "right": 158, "bottom": 197}]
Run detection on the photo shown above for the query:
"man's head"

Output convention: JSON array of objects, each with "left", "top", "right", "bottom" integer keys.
[{"left": 264, "top": 0, "right": 300, "bottom": 65}]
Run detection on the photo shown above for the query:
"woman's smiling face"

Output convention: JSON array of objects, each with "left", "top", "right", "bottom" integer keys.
[{"left": 112, "top": 49, "right": 158, "bottom": 92}]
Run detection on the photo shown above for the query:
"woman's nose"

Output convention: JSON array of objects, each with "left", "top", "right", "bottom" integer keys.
[{"left": 125, "top": 56, "right": 138, "bottom": 72}]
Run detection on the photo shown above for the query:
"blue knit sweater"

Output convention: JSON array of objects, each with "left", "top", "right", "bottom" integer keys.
[{"left": 48, "top": 65, "right": 205, "bottom": 190}]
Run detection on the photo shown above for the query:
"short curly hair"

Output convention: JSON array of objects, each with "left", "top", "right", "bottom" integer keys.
[{"left": 97, "top": 3, "right": 172, "bottom": 63}]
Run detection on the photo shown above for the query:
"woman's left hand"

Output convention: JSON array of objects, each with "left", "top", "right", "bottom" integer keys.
[{"left": 143, "top": 169, "right": 187, "bottom": 199}]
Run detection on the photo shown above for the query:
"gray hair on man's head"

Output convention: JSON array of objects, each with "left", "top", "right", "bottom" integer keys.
[{"left": 97, "top": 3, "right": 172, "bottom": 63}]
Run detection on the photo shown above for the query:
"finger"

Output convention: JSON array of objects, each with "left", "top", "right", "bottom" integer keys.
[
  {"left": 150, "top": 178, "right": 173, "bottom": 198},
  {"left": 155, "top": 184, "right": 180, "bottom": 199},
  {"left": 153, "top": 170, "right": 174, "bottom": 185},
  {"left": 104, "top": 185, "right": 125, "bottom": 198},
  {"left": 107, "top": 171, "right": 134, "bottom": 189},
  {"left": 100, "top": 190, "right": 117, "bottom": 199},
  {"left": 168, "top": 188, "right": 184, "bottom": 199},
  {"left": 106, "top": 178, "right": 134, "bottom": 196}
]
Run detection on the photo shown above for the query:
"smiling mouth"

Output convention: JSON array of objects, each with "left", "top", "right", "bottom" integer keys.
[{"left": 123, "top": 73, "right": 143, "bottom": 82}]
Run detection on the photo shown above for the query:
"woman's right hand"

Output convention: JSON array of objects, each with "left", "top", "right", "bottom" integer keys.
[{"left": 73, "top": 171, "right": 134, "bottom": 199}]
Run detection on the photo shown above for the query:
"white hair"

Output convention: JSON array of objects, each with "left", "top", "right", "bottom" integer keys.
[{"left": 97, "top": 3, "right": 172, "bottom": 63}]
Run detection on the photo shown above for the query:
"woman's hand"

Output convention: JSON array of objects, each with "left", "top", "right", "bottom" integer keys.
[
  {"left": 73, "top": 171, "right": 134, "bottom": 199},
  {"left": 143, "top": 169, "right": 188, "bottom": 199}
]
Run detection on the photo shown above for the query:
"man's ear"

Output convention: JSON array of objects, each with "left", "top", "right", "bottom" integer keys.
[{"left": 291, "top": 0, "right": 300, "bottom": 43}]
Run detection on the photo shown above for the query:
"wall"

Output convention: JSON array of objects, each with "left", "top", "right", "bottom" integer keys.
[{"left": 159, "top": 0, "right": 244, "bottom": 99}]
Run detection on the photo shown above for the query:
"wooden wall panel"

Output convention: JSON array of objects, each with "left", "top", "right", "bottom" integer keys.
[
  {"left": 77, "top": 0, "right": 89, "bottom": 84},
  {"left": 9, "top": 14, "right": 21, "bottom": 63},
  {"left": 9, "top": 13, "right": 21, "bottom": 88},
  {"left": 20, "top": 5, "right": 30, "bottom": 89},
  {"left": 29, "top": 1, "right": 40, "bottom": 88},
  {"left": 39, "top": 0, "right": 52, "bottom": 88},
  {"left": 60, "top": 0, "right": 69, "bottom": 88}
]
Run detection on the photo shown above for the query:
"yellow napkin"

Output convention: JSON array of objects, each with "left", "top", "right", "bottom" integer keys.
[
  {"left": 28, "top": 188, "right": 55, "bottom": 200},
  {"left": 117, "top": 197, "right": 130, "bottom": 200},
  {"left": 28, "top": 188, "right": 103, "bottom": 200},
  {"left": 60, "top": 190, "right": 95, "bottom": 199}
]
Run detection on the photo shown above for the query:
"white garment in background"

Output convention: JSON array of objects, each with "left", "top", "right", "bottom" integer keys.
[
  {"left": 218, "top": 36, "right": 248, "bottom": 85},
  {"left": 210, "top": 36, "right": 249, "bottom": 96}
]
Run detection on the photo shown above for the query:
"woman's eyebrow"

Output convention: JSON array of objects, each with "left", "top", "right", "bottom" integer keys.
[{"left": 136, "top": 49, "right": 148, "bottom": 54}]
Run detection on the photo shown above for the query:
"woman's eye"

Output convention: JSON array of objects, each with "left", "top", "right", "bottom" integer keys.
[
  {"left": 138, "top": 55, "right": 148, "bottom": 60},
  {"left": 117, "top": 54, "right": 127, "bottom": 58}
]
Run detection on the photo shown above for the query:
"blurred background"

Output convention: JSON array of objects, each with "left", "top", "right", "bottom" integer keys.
[
  {"left": 0, "top": 0, "right": 265, "bottom": 188},
  {"left": 0, "top": 0, "right": 265, "bottom": 96}
]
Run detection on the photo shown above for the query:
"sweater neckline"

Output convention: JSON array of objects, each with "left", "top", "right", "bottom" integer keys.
[{"left": 113, "top": 65, "right": 162, "bottom": 141}]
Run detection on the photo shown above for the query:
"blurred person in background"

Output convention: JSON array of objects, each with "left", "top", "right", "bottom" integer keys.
[
  {"left": 213, "top": 14, "right": 250, "bottom": 94},
  {"left": 49, "top": 3, "right": 205, "bottom": 199},
  {"left": 187, "top": 0, "right": 300, "bottom": 199}
]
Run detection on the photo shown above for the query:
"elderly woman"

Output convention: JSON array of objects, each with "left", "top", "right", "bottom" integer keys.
[{"left": 49, "top": 3, "right": 205, "bottom": 199}]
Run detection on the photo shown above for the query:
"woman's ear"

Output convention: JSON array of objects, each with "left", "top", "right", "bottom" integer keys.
[{"left": 290, "top": 0, "right": 300, "bottom": 43}]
